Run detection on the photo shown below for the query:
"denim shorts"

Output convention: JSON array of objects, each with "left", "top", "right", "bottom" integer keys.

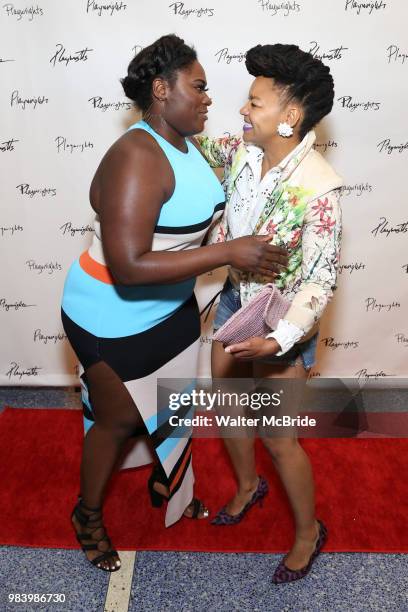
[{"left": 213, "top": 279, "right": 318, "bottom": 370}]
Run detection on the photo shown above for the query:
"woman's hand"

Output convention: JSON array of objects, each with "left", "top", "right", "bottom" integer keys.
[
  {"left": 224, "top": 337, "right": 281, "bottom": 360},
  {"left": 227, "top": 235, "right": 288, "bottom": 280}
]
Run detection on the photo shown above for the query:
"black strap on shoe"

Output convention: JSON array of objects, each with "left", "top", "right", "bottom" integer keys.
[
  {"left": 190, "top": 498, "right": 202, "bottom": 519},
  {"left": 72, "top": 499, "right": 120, "bottom": 572},
  {"left": 78, "top": 498, "right": 102, "bottom": 513},
  {"left": 73, "top": 504, "right": 102, "bottom": 527},
  {"left": 92, "top": 549, "right": 119, "bottom": 567},
  {"left": 151, "top": 462, "right": 169, "bottom": 486}
]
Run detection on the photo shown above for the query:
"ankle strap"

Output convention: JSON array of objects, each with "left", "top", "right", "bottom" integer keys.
[{"left": 78, "top": 497, "right": 102, "bottom": 513}]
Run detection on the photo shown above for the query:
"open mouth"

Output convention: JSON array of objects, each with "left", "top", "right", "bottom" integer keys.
[{"left": 243, "top": 122, "right": 253, "bottom": 132}]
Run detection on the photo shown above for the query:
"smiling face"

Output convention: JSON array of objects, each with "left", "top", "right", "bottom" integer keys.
[
  {"left": 240, "top": 76, "right": 302, "bottom": 147},
  {"left": 159, "top": 60, "right": 212, "bottom": 136}
]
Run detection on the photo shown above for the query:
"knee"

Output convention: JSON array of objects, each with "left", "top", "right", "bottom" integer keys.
[
  {"left": 262, "top": 437, "right": 298, "bottom": 460},
  {"left": 96, "top": 413, "right": 143, "bottom": 440}
]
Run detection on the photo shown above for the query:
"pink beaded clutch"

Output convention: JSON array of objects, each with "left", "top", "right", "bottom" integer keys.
[{"left": 213, "top": 284, "right": 290, "bottom": 345}]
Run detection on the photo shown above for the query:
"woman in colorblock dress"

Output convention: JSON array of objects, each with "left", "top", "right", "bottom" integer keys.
[{"left": 61, "top": 35, "right": 287, "bottom": 572}]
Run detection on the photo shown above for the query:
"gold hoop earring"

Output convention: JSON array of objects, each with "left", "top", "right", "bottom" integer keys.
[{"left": 143, "top": 101, "right": 166, "bottom": 127}]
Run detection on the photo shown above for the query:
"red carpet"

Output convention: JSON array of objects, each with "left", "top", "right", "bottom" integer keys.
[{"left": 1, "top": 407, "right": 407, "bottom": 552}]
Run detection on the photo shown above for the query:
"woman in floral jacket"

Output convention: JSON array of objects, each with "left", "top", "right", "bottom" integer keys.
[{"left": 198, "top": 44, "right": 343, "bottom": 583}]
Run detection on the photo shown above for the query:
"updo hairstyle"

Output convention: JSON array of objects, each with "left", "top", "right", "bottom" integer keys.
[
  {"left": 245, "top": 44, "right": 334, "bottom": 138},
  {"left": 121, "top": 34, "right": 197, "bottom": 112}
]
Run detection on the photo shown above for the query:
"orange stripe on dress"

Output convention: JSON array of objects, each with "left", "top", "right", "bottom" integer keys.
[
  {"left": 79, "top": 250, "right": 115, "bottom": 285},
  {"left": 169, "top": 444, "right": 192, "bottom": 493}
]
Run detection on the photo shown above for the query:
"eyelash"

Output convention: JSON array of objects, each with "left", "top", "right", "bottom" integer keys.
[{"left": 197, "top": 86, "right": 209, "bottom": 92}]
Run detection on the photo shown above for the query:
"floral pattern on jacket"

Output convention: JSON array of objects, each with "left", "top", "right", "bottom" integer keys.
[{"left": 197, "top": 132, "right": 343, "bottom": 336}]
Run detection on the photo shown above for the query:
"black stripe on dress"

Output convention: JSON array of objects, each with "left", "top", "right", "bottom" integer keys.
[
  {"left": 150, "top": 399, "right": 194, "bottom": 449},
  {"left": 154, "top": 201, "right": 225, "bottom": 234},
  {"left": 168, "top": 437, "right": 192, "bottom": 483},
  {"left": 62, "top": 294, "right": 200, "bottom": 382},
  {"left": 169, "top": 450, "right": 193, "bottom": 499}
]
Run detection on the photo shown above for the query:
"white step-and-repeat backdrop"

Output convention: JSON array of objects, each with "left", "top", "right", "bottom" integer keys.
[{"left": 1, "top": 0, "right": 407, "bottom": 385}]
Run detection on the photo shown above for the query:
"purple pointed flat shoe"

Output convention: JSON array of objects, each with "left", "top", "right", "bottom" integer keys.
[
  {"left": 211, "top": 476, "right": 268, "bottom": 525},
  {"left": 272, "top": 519, "right": 328, "bottom": 584}
]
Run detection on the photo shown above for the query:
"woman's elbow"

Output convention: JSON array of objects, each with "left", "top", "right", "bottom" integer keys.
[
  {"left": 108, "top": 261, "right": 144, "bottom": 286},
  {"left": 110, "top": 271, "right": 138, "bottom": 286}
]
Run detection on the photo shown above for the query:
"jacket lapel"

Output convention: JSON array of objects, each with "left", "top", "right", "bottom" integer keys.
[{"left": 250, "top": 131, "right": 316, "bottom": 236}]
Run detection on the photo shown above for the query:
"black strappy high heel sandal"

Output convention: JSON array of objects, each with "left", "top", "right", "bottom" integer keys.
[
  {"left": 71, "top": 497, "right": 121, "bottom": 572},
  {"left": 147, "top": 465, "right": 166, "bottom": 508},
  {"left": 147, "top": 464, "right": 209, "bottom": 519}
]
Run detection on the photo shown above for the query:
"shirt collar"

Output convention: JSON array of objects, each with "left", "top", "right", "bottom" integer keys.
[{"left": 244, "top": 130, "right": 316, "bottom": 178}]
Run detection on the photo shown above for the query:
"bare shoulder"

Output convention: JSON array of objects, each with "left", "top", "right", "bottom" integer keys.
[
  {"left": 99, "top": 128, "right": 166, "bottom": 172},
  {"left": 90, "top": 127, "right": 173, "bottom": 210},
  {"left": 90, "top": 129, "right": 173, "bottom": 196}
]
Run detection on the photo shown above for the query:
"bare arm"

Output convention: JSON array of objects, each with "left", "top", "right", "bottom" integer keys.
[{"left": 93, "top": 131, "right": 287, "bottom": 286}]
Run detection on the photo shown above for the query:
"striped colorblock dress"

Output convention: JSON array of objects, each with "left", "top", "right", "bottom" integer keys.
[{"left": 61, "top": 120, "right": 225, "bottom": 526}]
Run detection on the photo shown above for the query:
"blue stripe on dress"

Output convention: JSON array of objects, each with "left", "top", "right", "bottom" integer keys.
[
  {"left": 155, "top": 201, "right": 225, "bottom": 234},
  {"left": 155, "top": 405, "right": 195, "bottom": 464},
  {"left": 128, "top": 121, "right": 225, "bottom": 228},
  {"left": 62, "top": 259, "right": 195, "bottom": 338},
  {"left": 146, "top": 380, "right": 196, "bottom": 433},
  {"left": 84, "top": 415, "right": 94, "bottom": 434}
]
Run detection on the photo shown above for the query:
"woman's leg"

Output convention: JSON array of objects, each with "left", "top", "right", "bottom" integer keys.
[
  {"left": 254, "top": 359, "right": 319, "bottom": 569},
  {"left": 211, "top": 341, "right": 259, "bottom": 515},
  {"left": 75, "top": 359, "right": 207, "bottom": 570},
  {"left": 73, "top": 360, "right": 147, "bottom": 571}
]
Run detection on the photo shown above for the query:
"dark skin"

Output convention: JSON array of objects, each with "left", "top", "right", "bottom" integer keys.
[
  {"left": 212, "top": 74, "right": 320, "bottom": 572},
  {"left": 73, "top": 60, "right": 289, "bottom": 571},
  {"left": 89, "top": 61, "right": 288, "bottom": 286}
]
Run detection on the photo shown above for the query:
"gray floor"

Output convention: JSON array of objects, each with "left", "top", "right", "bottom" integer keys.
[
  {"left": 1, "top": 547, "right": 407, "bottom": 612},
  {"left": 1, "top": 388, "right": 407, "bottom": 612}
]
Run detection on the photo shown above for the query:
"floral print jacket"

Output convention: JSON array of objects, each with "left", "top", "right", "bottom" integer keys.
[{"left": 197, "top": 131, "right": 343, "bottom": 339}]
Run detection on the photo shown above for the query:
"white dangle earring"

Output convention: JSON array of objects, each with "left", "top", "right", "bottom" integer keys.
[{"left": 277, "top": 122, "right": 294, "bottom": 138}]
